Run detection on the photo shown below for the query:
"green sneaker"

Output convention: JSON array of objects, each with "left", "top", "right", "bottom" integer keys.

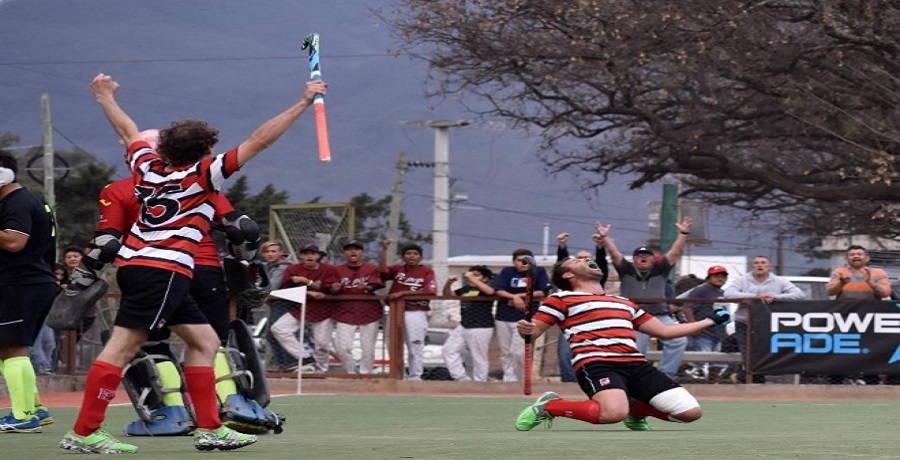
[
  {"left": 514, "top": 391, "right": 560, "bottom": 431},
  {"left": 194, "top": 425, "right": 258, "bottom": 451},
  {"left": 623, "top": 414, "right": 651, "bottom": 431},
  {"left": 59, "top": 428, "right": 138, "bottom": 454}
]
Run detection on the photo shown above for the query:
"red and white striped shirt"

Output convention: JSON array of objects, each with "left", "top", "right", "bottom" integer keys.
[
  {"left": 115, "top": 140, "right": 240, "bottom": 277},
  {"left": 98, "top": 177, "right": 233, "bottom": 270},
  {"left": 534, "top": 291, "right": 654, "bottom": 371}
]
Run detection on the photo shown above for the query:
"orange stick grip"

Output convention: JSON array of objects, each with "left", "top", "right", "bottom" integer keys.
[{"left": 314, "top": 101, "right": 331, "bottom": 163}]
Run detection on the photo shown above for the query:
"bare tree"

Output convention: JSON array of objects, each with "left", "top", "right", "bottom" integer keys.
[{"left": 378, "top": 0, "right": 900, "bottom": 241}]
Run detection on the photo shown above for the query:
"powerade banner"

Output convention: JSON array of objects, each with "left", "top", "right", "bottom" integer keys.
[{"left": 749, "top": 300, "right": 900, "bottom": 375}]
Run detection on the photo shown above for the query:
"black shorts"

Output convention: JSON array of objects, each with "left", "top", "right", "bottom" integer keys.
[
  {"left": 576, "top": 360, "right": 681, "bottom": 402},
  {"left": 115, "top": 265, "right": 207, "bottom": 331},
  {"left": 0, "top": 282, "right": 56, "bottom": 346},
  {"left": 190, "top": 265, "right": 230, "bottom": 341}
]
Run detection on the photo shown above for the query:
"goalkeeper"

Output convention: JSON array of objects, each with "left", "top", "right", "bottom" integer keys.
[
  {"left": 514, "top": 256, "right": 731, "bottom": 432},
  {"left": 83, "top": 130, "right": 276, "bottom": 436}
]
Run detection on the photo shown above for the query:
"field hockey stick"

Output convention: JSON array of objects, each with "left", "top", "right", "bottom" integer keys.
[
  {"left": 301, "top": 33, "right": 332, "bottom": 163},
  {"left": 521, "top": 255, "right": 538, "bottom": 396}
]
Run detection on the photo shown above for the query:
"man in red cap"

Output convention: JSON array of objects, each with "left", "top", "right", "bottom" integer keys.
[{"left": 677, "top": 265, "right": 730, "bottom": 381}]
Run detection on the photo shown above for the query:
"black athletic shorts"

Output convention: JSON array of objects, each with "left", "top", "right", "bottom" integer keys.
[
  {"left": 115, "top": 265, "right": 207, "bottom": 331},
  {"left": 0, "top": 281, "right": 56, "bottom": 346},
  {"left": 576, "top": 360, "right": 681, "bottom": 402},
  {"left": 190, "top": 265, "right": 230, "bottom": 341}
]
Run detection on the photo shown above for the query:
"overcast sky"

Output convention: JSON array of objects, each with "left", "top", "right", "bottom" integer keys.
[{"left": 0, "top": 0, "right": 826, "bottom": 276}]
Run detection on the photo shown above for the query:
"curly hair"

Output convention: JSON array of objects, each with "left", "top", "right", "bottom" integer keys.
[{"left": 157, "top": 119, "right": 220, "bottom": 166}]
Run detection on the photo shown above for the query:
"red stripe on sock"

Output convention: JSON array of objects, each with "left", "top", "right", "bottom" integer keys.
[
  {"left": 183, "top": 366, "right": 221, "bottom": 429},
  {"left": 73, "top": 361, "right": 122, "bottom": 436},
  {"left": 629, "top": 400, "right": 670, "bottom": 421},
  {"left": 545, "top": 399, "right": 601, "bottom": 424}
]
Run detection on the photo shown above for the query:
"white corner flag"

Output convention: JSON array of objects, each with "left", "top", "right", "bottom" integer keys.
[{"left": 268, "top": 286, "right": 307, "bottom": 394}]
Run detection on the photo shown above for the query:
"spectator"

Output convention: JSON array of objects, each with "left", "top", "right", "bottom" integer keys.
[
  {"left": 598, "top": 217, "right": 693, "bottom": 379},
  {"left": 442, "top": 265, "right": 495, "bottom": 382},
  {"left": 29, "top": 264, "right": 66, "bottom": 376},
  {"left": 825, "top": 245, "right": 891, "bottom": 385},
  {"left": 259, "top": 240, "right": 294, "bottom": 371},
  {"left": 0, "top": 148, "right": 57, "bottom": 432},
  {"left": 677, "top": 266, "right": 730, "bottom": 382},
  {"left": 724, "top": 255, "right": 805, "bottom": 383},
  {"left": 379, "top": 239, "right": 437, "bottom": 381},
  {"left": 333, "top": 240, "right": 385, "bottom": 374},
  {"left": 826, "top": 245, "right": 891, "bottom": 300},
  {"left": 62, "top": 246, "right": 99, "bottom": 341},
  {"left": 493, "top": 249, "right": 552, "bottom": 382},
  {"left": 554, "top": 229, "right": 609, "bottom": 382},
  {"left": 270, "top": 244, "right": 339, "bottom": 372}
]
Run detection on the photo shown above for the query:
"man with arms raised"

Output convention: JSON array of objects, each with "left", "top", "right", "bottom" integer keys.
[{"left": 60, "top": 73, "right": 325, "bottom": 454}]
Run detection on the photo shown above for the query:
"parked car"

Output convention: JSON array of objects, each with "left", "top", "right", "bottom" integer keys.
[{"left": 783, "top": 276, "right": 831, "bottom": 300}]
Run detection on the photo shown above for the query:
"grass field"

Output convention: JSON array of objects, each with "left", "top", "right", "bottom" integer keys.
[{"left": 4, "top": 395, "right": 897, "bottom": 459}]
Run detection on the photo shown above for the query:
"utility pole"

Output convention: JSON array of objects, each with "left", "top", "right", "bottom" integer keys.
[
  {"left": 660, "top": 182, "right": 679, "bottom": 253},
  {"left": 405, "top": 119, "right": 471, "bottom": 323},
  {"left": 41, "top": 93, "right": 57, "bottom": 257},
  {"left": 387, "top": 151, "right": 408, "bottom": 258}
]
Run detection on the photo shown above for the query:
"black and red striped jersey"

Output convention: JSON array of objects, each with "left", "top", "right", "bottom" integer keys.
[
  {"left": 535, "top": 291, "right": 654, "bottom": 371},
  {"left": 114, "top": 140, "right": 240, "bottom": 277}
]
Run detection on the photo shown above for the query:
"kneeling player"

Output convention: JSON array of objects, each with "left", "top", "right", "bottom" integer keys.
[{"left": 513, "top": 257, "right": 731, "bottom": 431}]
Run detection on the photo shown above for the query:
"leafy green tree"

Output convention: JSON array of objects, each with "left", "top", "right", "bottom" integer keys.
[
  {"left": 4, "top": 141, "right": 115, "bottom": 249},
  {"left": 223, "top": 175, "right": 290, "bottom": 237},
  {"left": 379, "top": 0, "right": 900, "bottom": 245},
  {"left": 348, "top": 192, "right": 431, "bottom": 255}
]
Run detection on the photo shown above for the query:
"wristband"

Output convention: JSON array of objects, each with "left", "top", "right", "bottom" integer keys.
[{"left": 679, "top": 231, "right": 690, "bottom": 235}]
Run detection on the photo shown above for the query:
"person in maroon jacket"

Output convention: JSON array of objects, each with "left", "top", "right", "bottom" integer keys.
[
  {"left": 378, "top": 239, "right": 437, "bottom": 380},
  {"left": 269, "top": 244, "right": 339, "bottom": 373},
  {"left": 332, "top": 240, "right": 386, "bottom": 373}
]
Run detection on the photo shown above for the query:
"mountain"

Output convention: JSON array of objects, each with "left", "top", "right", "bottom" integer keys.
[{"left": 0, "top": 0, "right": 820, "bottom": 275}]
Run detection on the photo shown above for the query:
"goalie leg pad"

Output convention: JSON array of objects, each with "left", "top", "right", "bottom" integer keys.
[
  {"left": 225, "top": 319, "right": 271, "bottom": 408},
  {"left": 121, "top": 350, "right": 196, "bottom": 436},
  {"left": 220, "top": 393, "right": 284, "bottom": 435},
  {"left": 124, "top": 405, "right": 195, "bottom": 436}
]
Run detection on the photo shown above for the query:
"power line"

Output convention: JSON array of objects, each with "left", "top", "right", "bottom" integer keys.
[{"left": 0, "top": 53, "right": 394, "bottom": 67}]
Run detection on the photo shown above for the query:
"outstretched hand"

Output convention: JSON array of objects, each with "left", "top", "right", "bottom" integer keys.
[
  {"left": 90, "top": 73, "right": 120, "bottom": 98},
  {"left": 303, "top": 80, "right": 327, "bottom": 103}
]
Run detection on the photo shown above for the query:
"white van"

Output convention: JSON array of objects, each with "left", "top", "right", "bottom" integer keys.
[{"left": 783, "top": 276, "right": 831, "bottom": 300}]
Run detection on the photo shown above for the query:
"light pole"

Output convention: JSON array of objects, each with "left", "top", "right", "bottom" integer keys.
[{"left": 406, "top": 119, "right": 471, "bottom": 323}]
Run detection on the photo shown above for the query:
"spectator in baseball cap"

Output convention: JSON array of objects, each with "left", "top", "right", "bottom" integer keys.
[{"left": 342, "top": 240, "right": 365, "bottom": 250}]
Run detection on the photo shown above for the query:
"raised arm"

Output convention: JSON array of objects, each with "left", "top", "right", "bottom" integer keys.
[
  {"left": 235, "top": 80, "right": 326, "bottom": 167},
  {"left": 90, "top": 74, "right": 141, "bottom": 146},
  {"left": 378, "top": 238, "right": 392, "bottom": 274},
  {"left": 596, "top": 222, "right": 624, "bottom": 267},
  {"left": 592, "top": 233, "right": 610, "bottom": 287},
  {"left": 664, "top": 217, "right": 693, "bottom": 265},
  {"left": 556, "top": 232, "right": 570, "bottom": 262}
]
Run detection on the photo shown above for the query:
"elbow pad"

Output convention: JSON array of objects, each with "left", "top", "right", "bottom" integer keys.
[
  {"left": 83, "top": 231, "right": 122, "bottom": 271},
  {"left": 222, "top": 211, "right": 260, "bottom": 261}
]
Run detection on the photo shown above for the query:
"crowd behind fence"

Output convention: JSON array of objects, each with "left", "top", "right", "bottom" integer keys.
[{"left": 53, "top": 293, "right": 899, "bottom": 386}]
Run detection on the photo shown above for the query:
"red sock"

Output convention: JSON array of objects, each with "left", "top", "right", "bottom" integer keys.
[
  {"left": 73, "top": 361, "right": 122, "bottom": 436},
  {"left": 545, "top": 399, "right": 601, "bottom": 424},
  {"left": 183, "top": 366, "right": 221, "bottom": 429},
  {"left": 629, "top": 400, "right": 672, "bottom": 422}
]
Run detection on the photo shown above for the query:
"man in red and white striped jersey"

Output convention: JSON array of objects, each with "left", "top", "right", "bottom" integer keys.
[
  {"left": 60, "top": 73, "right": 326, "bottom": 455},
  {"left": 513, "top": 256, "right": 730, "bottom": 433}
]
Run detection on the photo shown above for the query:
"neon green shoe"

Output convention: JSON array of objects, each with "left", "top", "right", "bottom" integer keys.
[
  {"left": 623, "top": 414, "right": 651, "bottom": 431},
  {"left": 514, "top": 391, "right": 560, "bottom": 431},
  {"left": 194, "top": 425, "right": 258, "bottom": 451},
  {"left": 59, "top": 428, "right": 138, "bottom": 454}
]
